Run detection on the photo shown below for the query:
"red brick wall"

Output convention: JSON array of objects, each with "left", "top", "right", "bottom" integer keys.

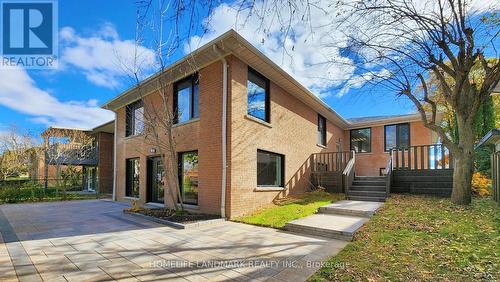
[
  {"left": 97, "top": 132, "right": 114, "bottom": 194},
  {"left": 226, "top": 56, "right": 345, "bottom": 218},
  {"left": 114, "top": 61, "right": 223, "bottom": 215},
  {"left": 353, "top": 121, "right": 435, "bottom": 176}
]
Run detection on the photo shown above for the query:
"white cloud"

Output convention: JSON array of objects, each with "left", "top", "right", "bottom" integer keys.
[
  {"left": 185, "top": 0, "right": 497, "bottom": 98},
  {"left": 0, "top": 65, "right": 114, "bottom": 128},
  {"left": 60, "top": 23, "right": 156, "bottom": 89},
  {"left": 185, "top": 3, "right": 355, "bottom": 98}
]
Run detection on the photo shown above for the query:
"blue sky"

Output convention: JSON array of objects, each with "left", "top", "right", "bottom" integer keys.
[{"left": 0, "top": 0, "right": 494, "bottom": 135}]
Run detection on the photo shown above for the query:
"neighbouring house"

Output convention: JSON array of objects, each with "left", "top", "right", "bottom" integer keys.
[
  {"left": 35, "top": 121, "right": 115, "bottom": 195},
  {"left": 476, "top": 129, "right": 500, "bottom": 204},
  {"left": 102, "top": 30, "right": 452, "bottom": 218}
]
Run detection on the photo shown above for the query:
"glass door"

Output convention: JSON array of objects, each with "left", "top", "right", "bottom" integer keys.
[{"left": 148, "top": 157, "right": 165, "bottom": 204}]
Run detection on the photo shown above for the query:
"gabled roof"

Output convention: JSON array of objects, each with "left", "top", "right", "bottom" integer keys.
[
  {"left": 101, "top": 29, "right": 433, "bottom": 130},
  {"left": 102, "top": 29, "right": 350, "bottom": 129}
]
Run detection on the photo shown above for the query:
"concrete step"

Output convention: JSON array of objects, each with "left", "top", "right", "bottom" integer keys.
[
  {"left": 348, "top": 190, "right": 387, "bottom": 197},
  {"left": 350, "top": 185, "right": 386, "bottom": 192},
  {"left": 285, "top": 214, "right": 369, "bottom": 241},
  {"left": 319, "top": 200, "right": 383, "bottom": 217},
  {"left": 352, "top": 180, "right": 385, "bottom": 186},
  {"left": 347, "top": 195, "right": 386, "bottom": 202}
]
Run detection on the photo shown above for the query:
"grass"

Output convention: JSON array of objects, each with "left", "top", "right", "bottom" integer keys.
[
  {"left": 309, "top": 194, "right": 500, "bottom": 281},
  {"left": 233, "top": 190, "right": 344, "bottom": 228}
]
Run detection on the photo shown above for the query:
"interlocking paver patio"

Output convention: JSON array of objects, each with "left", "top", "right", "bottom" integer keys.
[{"left": 0, "top": 200, "right": 347, "bottom": 281}]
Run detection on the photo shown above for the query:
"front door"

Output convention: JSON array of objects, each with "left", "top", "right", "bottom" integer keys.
[{"left": 147, "top": 157, "right": 164, "bottom": 204}]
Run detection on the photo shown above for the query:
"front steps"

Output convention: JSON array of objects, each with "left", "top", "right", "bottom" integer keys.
[
  {"left": 347, "top": 176, "right": 388, "bottom": 202},
  {"left": 285, "top": 200, "right": 383, "bottom": 241}
]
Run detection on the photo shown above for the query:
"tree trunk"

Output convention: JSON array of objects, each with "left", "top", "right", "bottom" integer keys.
[
  {"left": 450, "top": 114, "right": 475, "bottom": 205},
  {"left": 451, "top": 152, "right": 473, "bottom": 205}
]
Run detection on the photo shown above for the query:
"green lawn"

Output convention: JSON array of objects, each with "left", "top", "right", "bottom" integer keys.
[
  {"left": 233, "top": 190, "right": 344, "bottom": 228},
  {"left": 310, "top": 194, "right": 500, "bottom": 281}
]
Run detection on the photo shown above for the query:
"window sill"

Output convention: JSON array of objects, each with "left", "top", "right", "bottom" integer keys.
[
  {"left": 316, "top": 144, "right": 327, "bottom": 149},
  {"left": 254, "top": 186, "right": 286, "bottom": 192},
  {"left": 244, "top": 115, "right": 272, "bottom": 128},
  {"left": 173, "top": 118, "right": 200, "bottom": 128},
  {"left": 123, "top": 196, "right": 140, "bottom": 200},
  {"left": 355, "top": 152, "right": 373, "bottom": 155},
  {"left": 124, "top": 134, "right": 143, "bottom": 140},
  {"left": 182, "top": 204, "right": 199, "bottom": 210}
]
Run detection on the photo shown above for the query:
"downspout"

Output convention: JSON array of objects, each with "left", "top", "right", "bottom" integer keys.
[
  {"left": 213, "top": 45, "right": 227, "bottom": 218},
  {"left": 112, "top": 114, "right": 117, "bottom": 201}
]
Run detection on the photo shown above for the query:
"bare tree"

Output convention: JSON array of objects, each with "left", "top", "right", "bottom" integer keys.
[
  {"left": 240, "top": 0, "right": 499, "bottom": 204},
  {"left": 0, "top": 125, "right": 38, "bottom": 180},
  {"left": 121, "top": 0, "right": 215, "bottom": 211},
  {"left": 332, "top": 0, "right": 499, "bottom": 205}
]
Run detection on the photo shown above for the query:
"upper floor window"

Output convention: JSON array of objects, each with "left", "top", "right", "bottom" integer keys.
[
  {"left": 247, "top": 68, "right": 270, "bottom": 122},
  {"left": 384, "top": 123, "right": 410, "bottom": 151},
  {"left": 317, "top": 114, "right": 327, "bottom": 146},
  {"left": 174, "top": 74, "right": 199, "bottom": 124},
  {"left": 125, "top": 100, "right": 144, "bottom": 137},
  {"left": 350, "top": 128, "right": 371, "bottom": 153}
]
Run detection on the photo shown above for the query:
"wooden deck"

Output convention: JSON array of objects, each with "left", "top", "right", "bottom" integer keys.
[{"left": 311, "top": 144, "right": 454, "bottom": 198}]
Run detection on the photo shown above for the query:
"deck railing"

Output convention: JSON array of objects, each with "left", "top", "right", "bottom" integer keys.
[
  {"left": 311, "top": 151, "right": 354, "bottom": 172},
  {"left": 342, "top": 151, "right": 356, "bottom": 194},
  {"left": 46, "top": 143, "right": 98, "bottom": 165},
  {"left": 391, "top": 144, "right": 452, "bottom": 170},
  {"left": 384, "top": 155, "right": 393, "bottom": 195}
]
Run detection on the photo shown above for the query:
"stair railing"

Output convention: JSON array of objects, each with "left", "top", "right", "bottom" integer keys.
[
  {"left": 383, "top": 151, "right": 393, "bottom": 197},
  {"left": 342, "top": 150, "right": 356, "bottom": 195}
]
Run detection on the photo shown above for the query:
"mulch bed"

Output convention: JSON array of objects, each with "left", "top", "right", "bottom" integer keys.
[{"left": 135, "top": 208, "right": 220, "bottom": 224}]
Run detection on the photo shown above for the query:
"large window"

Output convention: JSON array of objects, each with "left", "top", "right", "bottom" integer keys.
[
  {"left": 317, "top": 114, "right": 327, "bottom": 146},
  {"left": 174, "top": 74, "right": 199, "bottom": 124},
  {"left": 125, "top": 100, "right": 144, "bottom": 137},
  {"left": 257, "top": 150, "right": 284, "bottom": 187},
  {"left": 384, "top": 123, "right": 410, "bottom": 151},
  {"left": 125, "top": 158, "right": 140, "bottom": 198},
  {"left": 350, "top": 128, "right": 371, "bottom": 153},
  {"left": 247, "top": 68, "right": 270, "bottom": 122},
  {"left": 178, "top": 151, "right": 199, "bottom": 205}
]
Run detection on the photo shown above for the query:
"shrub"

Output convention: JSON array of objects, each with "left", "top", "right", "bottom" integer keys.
[{"left": 472, "top": 172, "right": 492, "bottom": 197}]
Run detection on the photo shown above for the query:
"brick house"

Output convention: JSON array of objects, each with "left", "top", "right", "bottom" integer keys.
[
  {"left": 102, "top": 30, "right": 442, "bottom": 218},
  {"left": 37, "top": 121, "right": 115, "bottom": 195}
]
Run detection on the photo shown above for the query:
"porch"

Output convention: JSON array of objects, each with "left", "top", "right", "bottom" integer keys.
[{"left": 310, "top": 144, "right": 454, "bottom": 200}]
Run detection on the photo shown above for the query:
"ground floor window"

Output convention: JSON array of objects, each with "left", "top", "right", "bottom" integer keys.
[
  {"left": 257, "top": 150, "right": 284, "bottom": 187},
  {"left": 178, "top": 151, "right": 199, "bottom": 205},
  {"left": 126, "top": 158, "right": 140, "bottom": 198}
]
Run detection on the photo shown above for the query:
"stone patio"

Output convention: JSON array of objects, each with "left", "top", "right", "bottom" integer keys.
[{"left": 0, "top": 200, "right": 348, "bottom": 281}]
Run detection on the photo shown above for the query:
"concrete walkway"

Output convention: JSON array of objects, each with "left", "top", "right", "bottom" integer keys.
[
  {"left": 285, "top": 200, "right": 383, "bottom": 241},
  {"left": 0, "top": 200, "right": 348, "bottom": 281}
]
